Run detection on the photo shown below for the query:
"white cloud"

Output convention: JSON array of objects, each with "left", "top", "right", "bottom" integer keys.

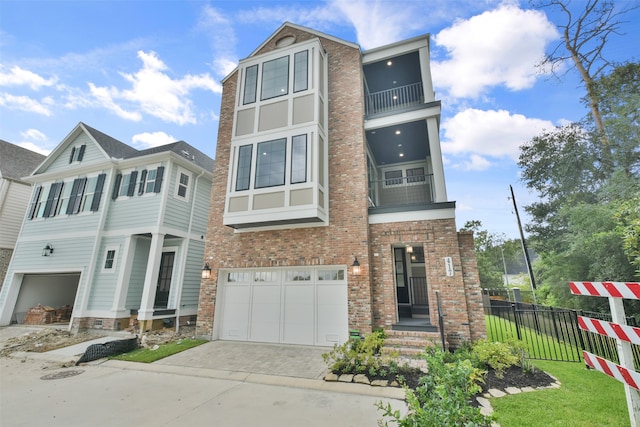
[
  {"left": 17, "top": 141, "right": 51, "bottom": 156},
  {"left": 330, "top": 0, "right": 425, "bottom": 49},
  {"left": 0, "top": 65, "right": 57, "bottom": 89},
  {"left": 0, "top": 92, "right": 52, "bottom": 116},
  {"left": 89, "top": 50, "right": 221, "bottom": 125},
  {"left": 432, "top": 4, "right": 558, "bottom": 99},
  {"left": 198, "top": 6, "right": 239, "bottom": 78},
  {"left": 442, "top": 108, "right": 555, "bottom": 161},
  {"left": 132, "top": 131, "right": 177, "bottom": 149},
  {"left": 20, "top": 128, "right": 47, "bottom": 142},
  {"left": 461, "top": 154, "right": 493, "bottom": 171}
]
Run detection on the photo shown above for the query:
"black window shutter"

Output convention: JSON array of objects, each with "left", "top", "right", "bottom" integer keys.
[
  {"left": 42, "top": 185, "right": 56, "bottom": 218},
  {"left": 112, "top": 174, "right": 122, "bottom": 200},
  {"left": 28, "top": 186, "right": 42, "bottom": 219},
  {"left": 43, "top": 183, "right": 63, "bottom": 218},
  {"left": 153, "top": 166, "right": 164, "bottom": 193},
  {"left": 138, "top": 169, "right": 148, "bottom": 195},
  {"left": 77, "top": 145, "right": 86, "bottom": 161},
  {"left": 66, "top": 179, "right": 82, "bottom": 215},
  {"left": 69, "top": 147, "right": 76, "bottom": 164},
  {"left": 71, "top": 177, "right": 87, "bottom": 214},
  {"left": 51, "top": 182, "right": 64, "bottom": 215},
  {"left": 90, "top": 174, "right": 106, "bottom": 211},
  {"left": 127, "top": 171, "right": 138, "bottom": 196}
]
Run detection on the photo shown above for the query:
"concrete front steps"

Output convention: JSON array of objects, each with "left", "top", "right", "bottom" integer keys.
[{"left": 382, "top": 329, "right": 443, "bottom": 358}]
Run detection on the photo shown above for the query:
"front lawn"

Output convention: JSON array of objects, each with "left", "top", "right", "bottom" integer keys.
[
  {"left": 110, "top": 338, "right": 207, "bottom": 363},
  {"left": 490, "top": 357, "right": 630, "bottom": 426}
]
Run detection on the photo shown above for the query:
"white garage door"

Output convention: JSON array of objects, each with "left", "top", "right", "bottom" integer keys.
[{"left": 219, "top": 267, "right": 348, "bottom": 346}]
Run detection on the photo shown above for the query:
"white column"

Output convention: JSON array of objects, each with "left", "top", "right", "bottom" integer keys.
[
  {"left": 138, "top": 233, "right": 165, "bottom": 320},
  {"left": 110, "top": 235, "right": 136, "bottom": 317},
  {"left": 419, "top": 46, "right": 435, "bottom": 103},
  {"left": 426, "top": 117, "right": 447, "bottom": 202}
]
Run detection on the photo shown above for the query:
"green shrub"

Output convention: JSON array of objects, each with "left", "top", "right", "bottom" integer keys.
[
  {"left": 472, "top": 339, "right": 521, "bottom": 377},
  {"left": 377, "top": 346, "right": 490, "bottom": 427}
]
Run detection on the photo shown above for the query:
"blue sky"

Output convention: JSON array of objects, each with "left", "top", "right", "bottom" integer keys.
[{"left": 1, "top": 0, "right": 638, "bottom": 238}]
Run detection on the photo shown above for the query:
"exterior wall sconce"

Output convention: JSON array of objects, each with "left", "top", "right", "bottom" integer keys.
[
  {"left": 405, "top": 245, "right": 413, "bottom": 254},
  {"left": 42, "top": 243, "right": 54, "bottom": 257},
  {"left": 201, "top": 263, "right": 211, "bottom": 279},
  {"left": 351, "top": 257, "right": 361, "bottom": 276}
]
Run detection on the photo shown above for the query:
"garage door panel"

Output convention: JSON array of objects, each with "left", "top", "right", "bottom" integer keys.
[
  {"left": 283, "top": 285, "right": 314, "bottom": 345},
  {"left": 221, "top": 286, "right": 250, "bottom": 341},
  {"left": 249, "top": 286, "right": 281, "bottom": 343},
  {"left": 220, "top": 269, "right": 348, "bottom": 346},
  {"left": 317, "top": 285, "right": 348, "bottom": 346}
]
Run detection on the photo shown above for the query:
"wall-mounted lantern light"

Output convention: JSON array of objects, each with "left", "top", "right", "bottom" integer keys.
[
  {"left": 351, "top": 257, "right": 361, "bottom": 276},
  {"left": 42, "top": 243, "right": 54, "bottom": 257},
  {"left": 405, "top": 244, "right": 413, "bottom": 254},
  {"left": 201, "top": 263, "right": 211, "bottom": 279}
]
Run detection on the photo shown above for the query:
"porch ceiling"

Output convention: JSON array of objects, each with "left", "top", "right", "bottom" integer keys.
[
  {"left": 363, "top": 51, "right": 421, "bottom": 93},
  {"left": 366, "top": 120, "right": 430, "bottom": 165}
]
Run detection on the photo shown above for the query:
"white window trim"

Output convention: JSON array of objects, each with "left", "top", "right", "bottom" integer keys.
[
  {"left": 173, "top": 166, "right": 192, "bottom": 202},
  {"left": 102, "top": 245, "right": 119, "bottom": 273}
]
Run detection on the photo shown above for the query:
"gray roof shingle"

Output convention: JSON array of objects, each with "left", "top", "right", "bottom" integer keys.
[{"left": 0, "top": 140, "right": 46, "bottom": 181}]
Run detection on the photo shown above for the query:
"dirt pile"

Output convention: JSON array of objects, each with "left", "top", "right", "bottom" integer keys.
[{"left": 0, "top": 328, "right": 99, "bottom": 358}]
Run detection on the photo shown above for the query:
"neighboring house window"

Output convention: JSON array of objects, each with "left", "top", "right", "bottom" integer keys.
[
  {"left": 291, "top": 134, "right": 307, "bottom": 184},
  {"left": 175, "top": 168, "right": 191, "bottom": 200},
  {"left": 69, "top": 145, "right": 86, "bottom": 163},
  {"left": 42, "top": 182, "right": 64, "bottom": 218},
  {"left": 261, "top": 56, "right": 289, "bottom": 100},
  {"left": 293, "top": 50, "right": 308, "bottom": 93},
  {"left": 81, "top": 174, "right": 106, "bottom": 212},
  {"left": 66, "top": 177, "right": 87, "bottom": 214},
  {"left": 27, "top": 186, "right": 43, "bottom": 220},
  {"left": 243, "top": 64, "right": 258, "bottom": 105},
  {"left": 112, "top": 166, "right": 164, "bottom": 200},
  {"left": 384, "top": 170, "right": 403, "bottom": 186},
  {"left": 255, "top": 138, "right": 286, "bottom": 188},
  {"left": 102, "top": 246, "right": 119, "bottom": 272},
  {"left": 407, "top": 167, "right": 426, "bottom": 183},
  {"left": 235, "top": 145, "right": 253, "bottom": 191}
]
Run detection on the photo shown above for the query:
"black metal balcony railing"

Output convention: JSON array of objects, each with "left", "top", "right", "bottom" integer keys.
[
  {"left": 365, "top": 82, "right": 424, "bottom": 115},
  {"left": 368, "top": 174, "right": 434, "bottom": 208}
]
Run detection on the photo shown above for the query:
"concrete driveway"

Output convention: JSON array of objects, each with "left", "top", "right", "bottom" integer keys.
[{"left": 1, "top": 327, "right": 407, "bottom": 426}]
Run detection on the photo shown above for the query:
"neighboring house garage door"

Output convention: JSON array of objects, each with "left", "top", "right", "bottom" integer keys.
[
  {"left": 13, "top": 273, "right": 80, "bottom": 324},
  {"left": 218, "top": 267, "right": 348, "bottom": 346}
]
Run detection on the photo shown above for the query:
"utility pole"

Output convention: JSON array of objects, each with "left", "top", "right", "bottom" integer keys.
[{"left": 510, "top": 185, "right": 537, "bottom": 301}]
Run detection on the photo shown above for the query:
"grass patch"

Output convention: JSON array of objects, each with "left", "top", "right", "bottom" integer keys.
[
  {"left": 491, "top": 360, "right": 630, "bottom": 427},
  {"left": 110, "top": 338, "right": 207, "bottom": 363},
  {"left": 485, "top": 314, "right": 582, "bottom": 362}
]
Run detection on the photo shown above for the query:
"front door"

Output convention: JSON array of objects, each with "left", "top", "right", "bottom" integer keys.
[
  {"left": 154, "top": 251, "right": 175, "bottom": 308},
  {"left": 394, "top": 247, "right": 410, "bottom": 317}
]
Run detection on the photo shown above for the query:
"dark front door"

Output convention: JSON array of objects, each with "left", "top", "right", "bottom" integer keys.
[
  {"left": 154, "top": 251, "right": 175, "bottom": 308},
  {"left": 394, "top": 247, "right": 410, "bottom": 317}
]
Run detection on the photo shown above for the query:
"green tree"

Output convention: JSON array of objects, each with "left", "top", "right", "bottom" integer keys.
[{"left": 519, "top": 63, "right": 640, "bottom": 308}]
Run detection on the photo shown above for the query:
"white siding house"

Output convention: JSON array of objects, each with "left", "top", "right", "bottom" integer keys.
[
  {"left": 0, "top": 123, "right": 214, "bottom": 332},
  {"left": 0, "top": 141, "right": 45, "bottom": 289}
]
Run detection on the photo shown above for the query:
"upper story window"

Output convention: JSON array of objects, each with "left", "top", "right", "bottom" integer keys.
[
  {"left": 243, "top": 65, "right": 258, "bottom": 105},
  {"left": 69, "top": 145, "right": 86, "bottom": 163},
  {"left": 102, "top": 245, "right": 119, "bottom": 273},
  {"left": 175, "top": 167, "right": 192, "bottom": 200},
  {"left": 112, "top": 166, "right": 164, "bottom": 200},
  {"left": 255, "top": 138, "right": 286, "bottom": 188},
  {"left": 241, "top": 49, "right": 310, "bottom": 105},
  {"left": 27, "top": 173, "right": 106, "bottom": 220},
  {"left": 406, "top": 167, "right": 426, "bottom": 183},
  {"left": 261, "top": 56, "right": 289, "bottom": 101},
  {"left": 384, "top": 170, "right": 403, "bottom": 186},
  {"left": 233, "top": 134, "right": 308, "bottom": 192}
]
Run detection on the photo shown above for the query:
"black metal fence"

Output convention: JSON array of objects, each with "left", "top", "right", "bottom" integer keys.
[{"left": 483, "top": 290, "right": 640, "bottom": 368}]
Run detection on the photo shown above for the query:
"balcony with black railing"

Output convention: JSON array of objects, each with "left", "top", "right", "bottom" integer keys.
[{"left": 368, "top": 173, "right": 434, "bottom": 209}]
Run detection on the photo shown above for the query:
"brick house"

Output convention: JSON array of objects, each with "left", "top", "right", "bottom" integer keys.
[{"left": 196, "top": 22, "right": 485, "bottom": 349}]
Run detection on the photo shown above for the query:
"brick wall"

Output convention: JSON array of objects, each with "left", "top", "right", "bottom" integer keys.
[
  {"left": 369, "top": 219, "right": 485, "bottom": 348},
  {"left": 196, "top": 26, "right": 373, "bottom": 337}
]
